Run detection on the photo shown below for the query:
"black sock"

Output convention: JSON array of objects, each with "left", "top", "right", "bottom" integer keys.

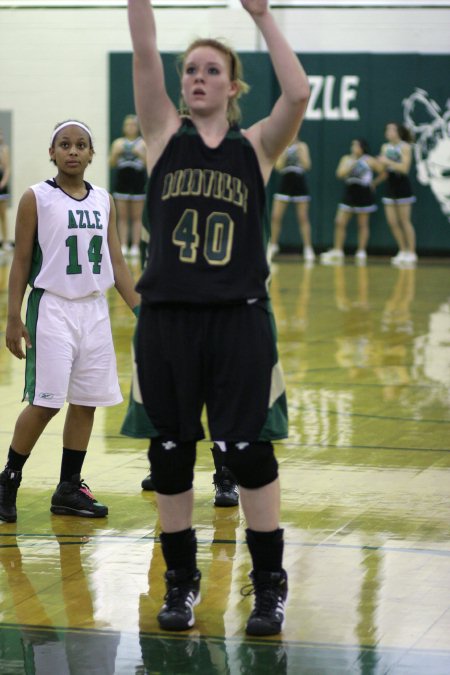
[
  {"left": 211, "top": 443, "right": 236, "bottom": 480},
  {"left": 246, "top": 528, "right": 284, "bottom": 573},
  {"left": 60, "top": 447, "right": 87, "bottom": 483},
  {"left": 160, "top": 528, "right": 197, "bottom": 575},
  {"left": 5, "top": 447, "right": 30, "bottom": 472},
  {"left": 211, "top": 443, "right": 225, "bottom": 473}
]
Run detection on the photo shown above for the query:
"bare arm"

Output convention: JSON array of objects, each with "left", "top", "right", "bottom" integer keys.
[
  {"left": 109, "top": 138, "right": 123, "bottom": 168},
  {"left": 0, "top": 145, "right": 10, "bottom": 189},
  {"left": 135, "top": 138, "right": 148, "bottom": 167},
  {"left": 298, "top": 142, "right": 311, "bottom": 171},
  {"left": 367, "top": 155, "right": 384, "bottom": 175},
  {"left": 127, "top": 0, "right": 180, "bottom": 172},
  {"left": 107, "top": 196, "right": 141, "bottom": 311},
  {"left": 6, "top": 189, "right": 36, "bottom": 359},
  {"left": 336, "top": 155, "right": 354, "bottom": 179},
  {"left": 274, "top": 148, "right": 287, "bottom": 172},
  {"left": 378, "top": 143, "right": 412, "bottom": 174},
  {"left": 242, "top": 1, "right": 310, "bottom": 183}
]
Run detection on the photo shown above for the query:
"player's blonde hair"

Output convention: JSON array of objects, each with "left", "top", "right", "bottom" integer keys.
[{"left": 177, "top": 38, "right": 250, "bottom": 125}]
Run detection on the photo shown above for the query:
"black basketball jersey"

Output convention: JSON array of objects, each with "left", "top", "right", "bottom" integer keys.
[{"left": 136, "top": 118, "right": 270, "bottom": 304}]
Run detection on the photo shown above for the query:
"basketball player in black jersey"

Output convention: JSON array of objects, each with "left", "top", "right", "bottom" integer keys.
[{"left": 128, "top": 0, "right": 310, "bottom": 635}]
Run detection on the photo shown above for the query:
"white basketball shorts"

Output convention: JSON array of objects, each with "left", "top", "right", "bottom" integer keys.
[{"left": 23, "top": 290, "right": 123, "bottom": 408}]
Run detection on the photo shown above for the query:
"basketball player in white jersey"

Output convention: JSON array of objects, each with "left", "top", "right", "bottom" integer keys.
[{"left": 0, "top": 120, "right": 140, "bottom": 523}]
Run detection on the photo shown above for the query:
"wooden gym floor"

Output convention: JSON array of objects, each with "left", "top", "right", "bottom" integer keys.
[{"left": 0, "top": 252, "right": 449, "bottom": 674}]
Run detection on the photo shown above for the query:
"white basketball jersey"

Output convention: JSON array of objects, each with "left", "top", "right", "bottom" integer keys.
[{"left": 29, "top": 179, "right": 115, "bottom": 299}]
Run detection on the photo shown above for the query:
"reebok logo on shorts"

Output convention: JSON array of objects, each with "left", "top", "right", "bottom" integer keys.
[{"left": 38, "top": 392, "right": 55, "bottom": 400}]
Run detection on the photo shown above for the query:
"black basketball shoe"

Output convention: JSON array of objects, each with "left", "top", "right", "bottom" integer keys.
[
  {"left": 0, "top": 469, "right": 22, "bottom": 522},
  {"left": 141, "top": 473, "right": 155, "bottom": 491},
  {"left": 50, "top": 474, "right": 108, "bottom": 518},
  {"left": 158, "top": 568, "right": 201, "bottom": 631},
  {"left": 243, "top": 569, "right": 288, "bottom": 636},
  {"left": 213, "top": 468, "right": 239, "bottom": 507}
]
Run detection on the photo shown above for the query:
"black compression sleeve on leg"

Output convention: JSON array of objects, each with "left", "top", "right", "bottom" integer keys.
[{"left": 149, "top": 437, "right": 196, "bottom": 494}]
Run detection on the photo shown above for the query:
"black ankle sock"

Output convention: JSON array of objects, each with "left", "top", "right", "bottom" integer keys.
[
  {"left": 160, "top": 528, "right": 197, "bottom": 574},
  {"left": 246, "top": 528, "right": 284, "bottom": 573},
  {"left": 60, "top": 447, "right": 87, "bottom": 483},
  {"left": 6, "top": 447, "right": 29, "bottom": 472},
  {"left": 211, "top": 444, "right": 225, "bottom": 473}
]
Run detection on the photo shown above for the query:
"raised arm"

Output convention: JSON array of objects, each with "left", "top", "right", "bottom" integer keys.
[
  {"left": 242, "top": 1, "right": 310, "bottom": 182},
  {"left": 127, "top": 0, "right": 180, "bottom": 171}
]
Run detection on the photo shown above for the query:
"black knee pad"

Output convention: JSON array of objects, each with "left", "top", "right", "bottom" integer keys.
[
  {"left": 224, "top": 442, "right": 278, "bottom": 489},
  {"left": 148, "top": 437, "right": 196, "bottom": 495}
]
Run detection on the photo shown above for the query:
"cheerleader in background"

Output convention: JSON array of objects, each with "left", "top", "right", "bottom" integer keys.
[
  {"left": 321, "top": 138, "right": 382, "bottom": 265},
  {"left": 376, "top": 122, "right": 417, "bottom": 267},
  {"left": 269, "top": 136, "right": 315, "bottom": 263}
]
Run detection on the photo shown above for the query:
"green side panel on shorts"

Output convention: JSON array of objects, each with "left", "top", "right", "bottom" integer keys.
[
  {"left": 120, "top": 392, "right": 159, "bottom": 439},
  {"left": 120, "top": 299, "right": 288, "bottom": 441},
  {"left": 23, "top": 288, "right": 45, "bottom": 404},
  {"left": 120, "top": 324, "right": 159, "bottom": 439},
  {"left": 258, "top": 299, "right": 289, "bottom": 441},
  {"left": 259, "top": 389, "right": 288, "bottom": 441}
]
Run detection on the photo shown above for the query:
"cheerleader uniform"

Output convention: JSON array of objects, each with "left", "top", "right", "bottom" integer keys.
[
  {"left": 339, "top": 155, "right": 377, "bottom": 213},
  {"left": 112, "top": 138, "right": 147, "bottom": 201},
  {"left": 382, "top": 142, "right": 416, "bottom": 205},
  {"left": 273, "top": 143, "right": 310, "bottom": 203}
]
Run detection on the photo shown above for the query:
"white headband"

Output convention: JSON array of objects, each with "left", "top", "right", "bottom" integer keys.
[{"left": 50, "top": 121, "right": 92, "bottom": 145}]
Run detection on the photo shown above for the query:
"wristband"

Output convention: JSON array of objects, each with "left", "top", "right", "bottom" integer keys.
[{"left": 132, "top": 305, "right": 140, "bottom": 318}]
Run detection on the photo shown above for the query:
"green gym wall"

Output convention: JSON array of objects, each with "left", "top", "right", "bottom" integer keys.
[{"left": 110, "top": 52, "right": 450, "bottom": 255}]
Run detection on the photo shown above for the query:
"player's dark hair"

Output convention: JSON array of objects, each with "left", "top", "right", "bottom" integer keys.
[
  {"left": 386, "top": 122, "right": 414, "bottom": 144},
  {"left": 355, "top": 138, "right": 370, "bottom": 154}
]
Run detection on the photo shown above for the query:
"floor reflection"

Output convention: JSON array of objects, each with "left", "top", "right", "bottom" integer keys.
[{"left": 1, "top": 256, "right": 449, "bottom": 674}]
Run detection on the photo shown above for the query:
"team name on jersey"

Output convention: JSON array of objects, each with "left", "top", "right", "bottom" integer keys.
[
  {"left": 68, "top": 209, "right": 104, "bottom": 229},
  {"left": 161, "top": 168, "right": 249, "bottom": 214}
]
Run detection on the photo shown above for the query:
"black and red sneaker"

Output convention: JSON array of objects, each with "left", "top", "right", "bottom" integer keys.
[{"left": 50, "top": 474, "right": 108, "bottom": 518}]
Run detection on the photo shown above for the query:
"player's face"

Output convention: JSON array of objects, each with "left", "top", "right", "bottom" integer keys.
[
  {"left": 123, "top": 117, "right": 139, "bottom": 138},
  {"left": 351, "top": 140, "right": 362, "bottom": 156},
  {"left": 181, "top": 47, "right": 238, "bottom": 117},
  {"left": 50, "top": 126, "right": 93, "bottom": 174},
  {"left": 385, "top": 124, "right": 399, "bottom": 143}
]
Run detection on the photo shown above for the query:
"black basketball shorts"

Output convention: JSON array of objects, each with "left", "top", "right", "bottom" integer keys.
[{"left": 136, "top": 300, "right": 276, "bottom": 442}]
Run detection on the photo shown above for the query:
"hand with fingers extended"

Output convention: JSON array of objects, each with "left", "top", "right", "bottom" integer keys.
[{"left": 6, "top": 316, "right": 31, "bottom": 360}]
